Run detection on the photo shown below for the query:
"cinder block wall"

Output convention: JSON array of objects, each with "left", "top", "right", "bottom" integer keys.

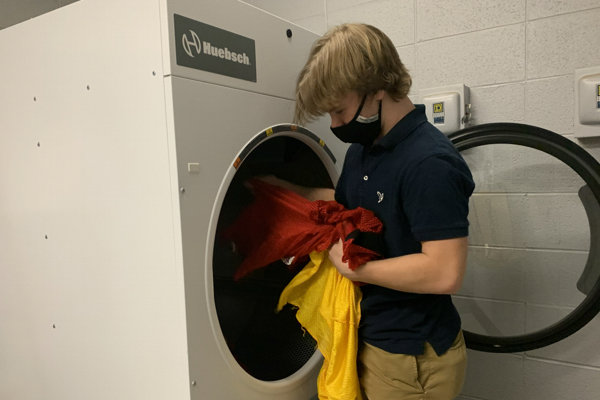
[{"left": 2, "top": 1, "right": 600, "bottom": 399}]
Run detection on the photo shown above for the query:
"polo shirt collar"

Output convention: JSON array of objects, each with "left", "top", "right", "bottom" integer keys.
[{"left": 371, "top": 104, "right": 428, "bottom": 150}]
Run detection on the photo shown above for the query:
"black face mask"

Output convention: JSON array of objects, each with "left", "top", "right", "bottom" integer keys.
[{"left": 330, "top": 95, "right": 382, "bottom": 147}]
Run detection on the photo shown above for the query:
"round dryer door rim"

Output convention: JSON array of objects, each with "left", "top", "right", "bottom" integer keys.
[
  {"left": 232, "top": 123, "right": 339, "bottom": 176},
  {"left": 449, "top": 122, "right": 600, "bottom": 353},
  {"left": 204, "top": 126, "right": 339, "bottom": 393}
]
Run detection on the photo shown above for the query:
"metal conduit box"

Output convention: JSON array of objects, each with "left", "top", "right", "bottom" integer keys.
[{"left": 0, "top": 1, "right": 346, "bottom": 399}]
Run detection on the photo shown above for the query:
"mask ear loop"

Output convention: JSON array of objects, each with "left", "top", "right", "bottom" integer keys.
[
  {"left": 352, "top": 95, "right": 368, "bottom": 120},
  {"left": 355, "top": 95, "right": 381, "bottom": 124}
]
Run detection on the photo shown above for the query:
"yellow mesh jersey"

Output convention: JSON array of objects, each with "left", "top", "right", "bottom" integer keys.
[{"left": 277, "top": 251, "right": 363, "bottom": 400}]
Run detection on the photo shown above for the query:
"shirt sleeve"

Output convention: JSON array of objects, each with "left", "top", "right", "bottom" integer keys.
[{"left": 401, "top": 153, "right": 475, "bottom": 242}]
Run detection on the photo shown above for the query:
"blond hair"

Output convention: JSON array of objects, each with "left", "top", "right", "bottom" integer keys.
[{"left": 294, "top": 23, "right": 412, "bottom": 125}]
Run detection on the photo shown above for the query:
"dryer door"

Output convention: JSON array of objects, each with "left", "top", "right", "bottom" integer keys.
[
  {"left": 206, "top": 124, "right": 338, "bottom": 391},
  {"left": 450, "top": 123, "right": 600, "bottom": 353}
]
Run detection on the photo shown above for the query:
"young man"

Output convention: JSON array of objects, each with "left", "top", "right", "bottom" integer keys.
[{"left": 293, "top": 23, "right": 475, "bottom": 399}]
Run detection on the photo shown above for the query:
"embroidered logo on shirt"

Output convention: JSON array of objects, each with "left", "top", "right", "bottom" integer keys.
[{"left": 377, "top": 191, "right": 384, "bottom": 203}]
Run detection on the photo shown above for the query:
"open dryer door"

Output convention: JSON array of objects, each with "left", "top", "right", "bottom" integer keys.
[{"left": 450, "top": 123, "right": 600, "bottom": 353}]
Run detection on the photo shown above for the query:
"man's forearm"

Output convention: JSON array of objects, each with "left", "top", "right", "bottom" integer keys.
[
  {"left": 353, "top": 254, "right": 458, "bottom": 294},
  {"left": 270, "top": 178, "right": 335, "bottom": 201},
  {"left": 304, "top": 187, "right": 335, "bottom": 201},
  {"left": 346, "top": 237, "right": 468, "bottom": 294}
]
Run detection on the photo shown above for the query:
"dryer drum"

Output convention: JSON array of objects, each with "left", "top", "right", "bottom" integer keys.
[
  {"left": 212, "top": 126, "right": 336, "bottom": 381},
  {"left": 449, "top": 123, "right": 600, "bottom": 353}
]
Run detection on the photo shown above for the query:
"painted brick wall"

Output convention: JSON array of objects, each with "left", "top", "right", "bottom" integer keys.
[{"left": 2, "top": 1, "right": 600, "bottom": 399}]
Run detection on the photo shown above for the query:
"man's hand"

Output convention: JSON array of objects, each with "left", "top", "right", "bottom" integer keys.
[{"left": 328, "top": 239, "right": 361, "bottom": 281}]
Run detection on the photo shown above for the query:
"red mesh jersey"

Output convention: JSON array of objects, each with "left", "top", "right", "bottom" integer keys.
[{"left": 222, "top": 179, "right": 384, "bottom": 280}]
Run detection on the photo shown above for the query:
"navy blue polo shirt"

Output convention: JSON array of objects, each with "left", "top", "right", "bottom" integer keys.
[{"left": 335, "top": 104, "right": 475, "bottom": 356}]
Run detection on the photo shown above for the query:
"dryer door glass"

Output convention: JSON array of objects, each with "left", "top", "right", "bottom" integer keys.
[
  {"left": 212, "top": 134, "right": 334, "bottom": 381},
  {"left": 450, "top": 123, "right": 600, "bottom": 353}
]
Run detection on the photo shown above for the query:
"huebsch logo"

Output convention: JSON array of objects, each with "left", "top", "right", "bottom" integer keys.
[
  {"left": 175, "top": 14, "right": 257, "bottom": 82},
  {"left": 182, "top": 29, "right": 251, "bottom": 66},
  {"left": 182, "top": 30, "right": 201, "bottom": 58}
]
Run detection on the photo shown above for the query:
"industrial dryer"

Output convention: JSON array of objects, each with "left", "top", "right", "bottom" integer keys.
[{"left": 0, "top": 0, "right": 346, "bottom": 399}]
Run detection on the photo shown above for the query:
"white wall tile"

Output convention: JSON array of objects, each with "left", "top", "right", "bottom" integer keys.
[
  {"left": 522, "top": 250, "right": 588, "bottom": 307},
  {"left": 461, "top": 351, "right": 524, "bottom": 400},
  {"left": 292, "top": 14, "right": 327, "bottom": 35},
  {"left": 468, "top": 194, "right": 528, "bottom": 248},
  {"left": 527, "top": 9, "right": 600, "bottom": 79},
  {"left": 526, "top": 307, "right": 600, "bottom": 367},
  {"left": 498, "top": 148, "right": 584, "bottom": 193},
  {"left": 396, "top": 45, "right": 417, "bottom": 95},
  {"left": 469, "top": 83, "right": 525, "bottom": 125},
  {"left": 417, "top": 24, "right": 525, "bottom": 89},
  {"left": 327, "top": 0, "right": 374, "bottom": 13},
  {"left": 453, "top": 296, "right": 525, "bottom": 336},
  {"left": 253, "top": 0, "right": 325, "bottom": 21},
  {"left": 524, "top": 358, "right": 600, "bottom": 400},
  {"left": 460, "top": 146, "right": 494, "bottom": 194},
  {"left": 522, "top": 194, "right": 589, "bottom": 251},
  {"left": 0, "top": 0, "right": 59, "bottom": 28},
  {"left": 463, "top": 143, "right": 585, "bottom": 194},
  {"left": 459, "top": 247, "right": 589, "bottom": 310},
  {"left": 528, "top": 0, "right": 600, "bottom": 20},
  {"left": 469, "top": 193, "right": 590, "bottom": 251},
  {"left": 327, "top": 0, "right": 414, "bottom": 47},
  {"left": 396, "top": 45, "right": 415, "bottom": 75},
  {"left": 525, "top": 75, "right": 575, "bottom": 135},
  {"left": 468, "top": 193, "right": 589, "bottom": 251},
  {"left": 459, "top": 247, "right": 527, "bottom": 302},
  {"left": 417, "top": 0, "right": 525, "bottom": 41}
]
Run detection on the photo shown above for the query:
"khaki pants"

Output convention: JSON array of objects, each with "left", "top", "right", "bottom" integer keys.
[{"left": 358, "top": 331, "right": 467, "bottom": 400}]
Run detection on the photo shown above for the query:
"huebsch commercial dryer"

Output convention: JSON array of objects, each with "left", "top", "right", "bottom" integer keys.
[{"left": 0, "top": 1, "right": 348, "bottom": 399}]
